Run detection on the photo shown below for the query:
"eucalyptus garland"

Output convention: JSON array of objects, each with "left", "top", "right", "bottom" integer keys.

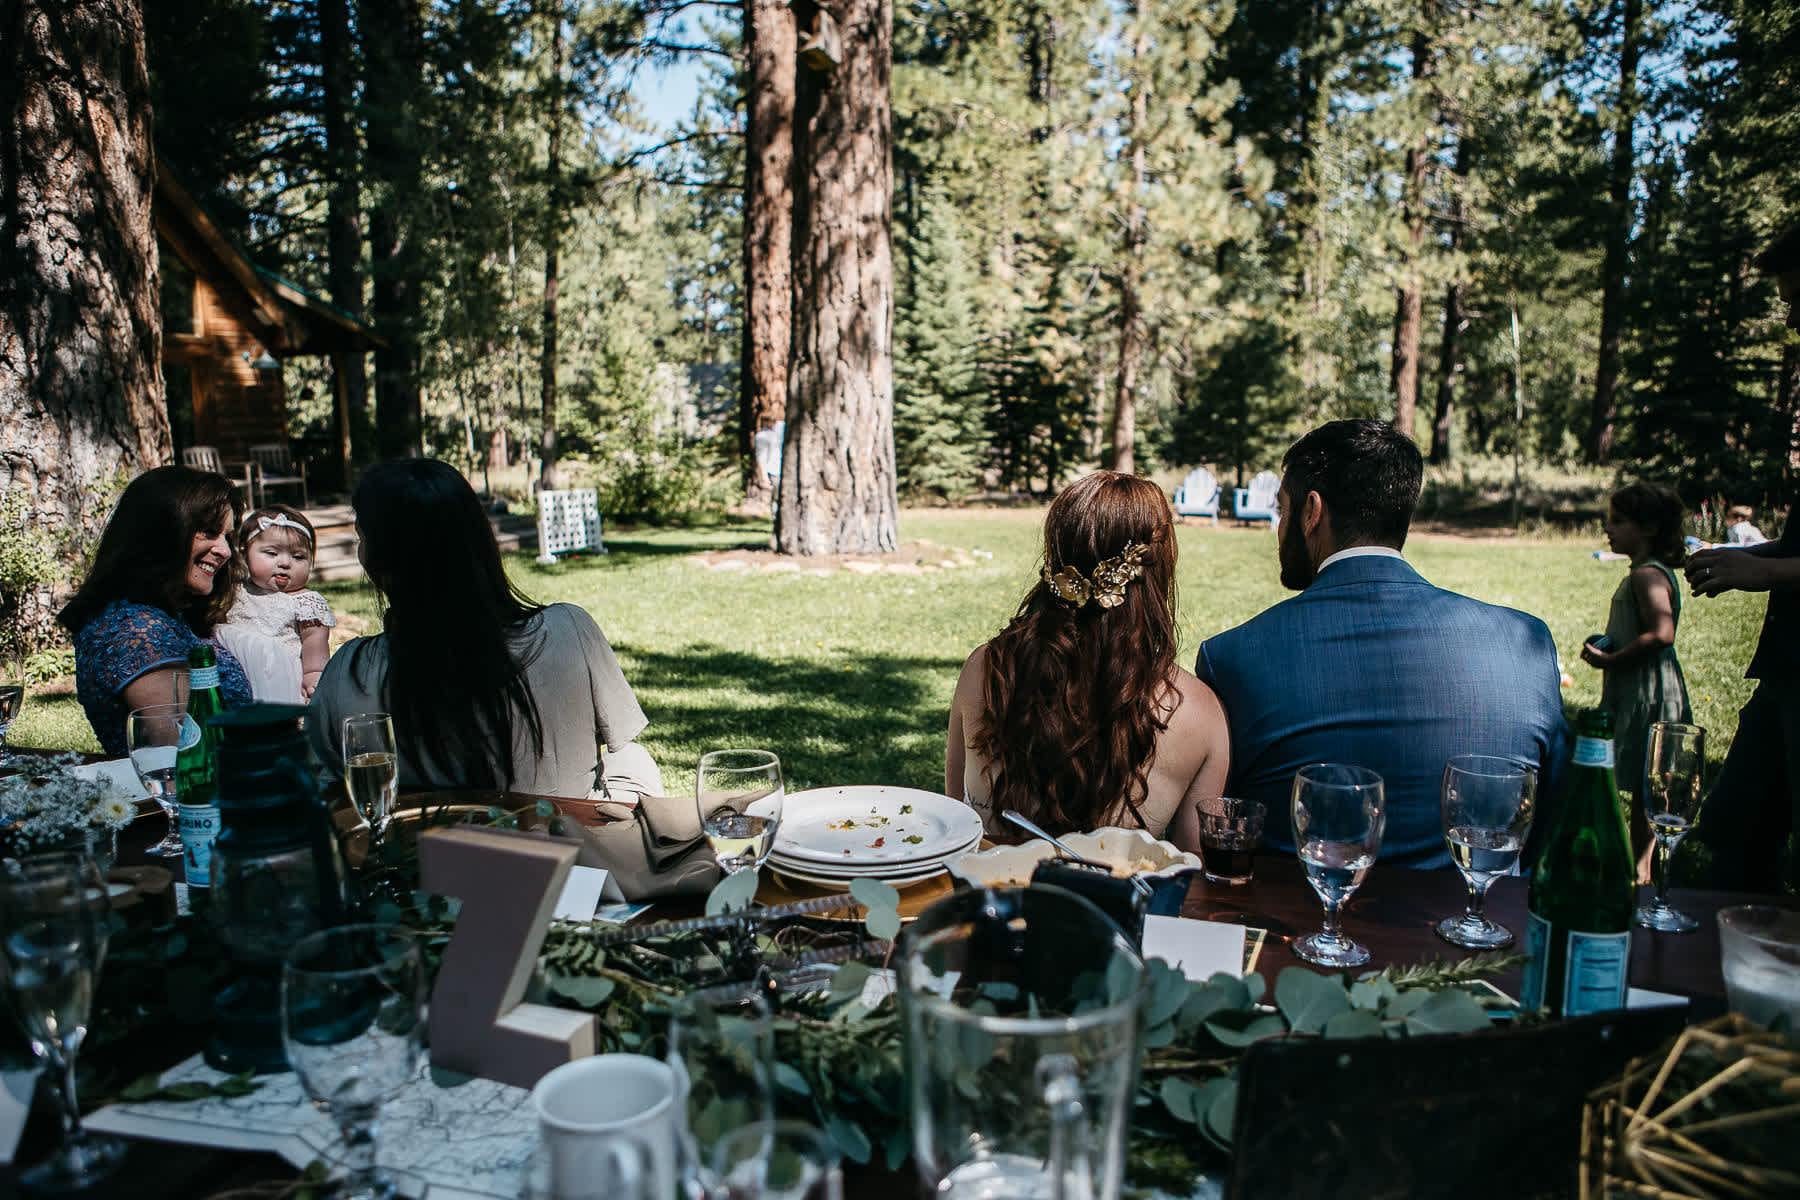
[{"left": 82, "top": 801, "right": 1526, "bottom": 1195}]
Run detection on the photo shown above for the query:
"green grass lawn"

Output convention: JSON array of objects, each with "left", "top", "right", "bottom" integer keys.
[{"left": 16, "top": 510, "right": 1766, "bottom": 800}]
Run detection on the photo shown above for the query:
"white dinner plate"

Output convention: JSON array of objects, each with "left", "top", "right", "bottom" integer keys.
[
  {"left": 771, "top": 861, "right": 952, "bottom": 889},
  {"left": 772, "top": 786, "right": 984, "bottom": 866},
  {"left": 767, "top": 835, "right": 980, "bottom": 878}
]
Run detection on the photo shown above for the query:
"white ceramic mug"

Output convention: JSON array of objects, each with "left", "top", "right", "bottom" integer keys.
[{"left": 531, "top": 1054, "right": 679, "bottom": 1200}]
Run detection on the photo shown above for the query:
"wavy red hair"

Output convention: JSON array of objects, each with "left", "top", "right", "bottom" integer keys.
[{"left": 972, "top": 471, "right": 1179, "bottom": 833}]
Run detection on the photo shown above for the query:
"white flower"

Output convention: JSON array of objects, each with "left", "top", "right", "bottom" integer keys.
[{"left": 0, "top": 760, "right": 136, "bottom": 850}]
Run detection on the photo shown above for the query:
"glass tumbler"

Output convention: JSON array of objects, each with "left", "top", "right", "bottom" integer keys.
[{"left": 897, "top": 885, "right": 1146, "bottom": 1200}]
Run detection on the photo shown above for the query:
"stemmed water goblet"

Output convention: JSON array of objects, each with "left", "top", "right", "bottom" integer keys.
[
  {"left": 0, "top": 683, "right": 23, "bottom": 768},
  {"left": 1291, "top": 763, "right": 1386, "bottom": 968},
  {"left": 342, "top": 713, "right": 400, "bottom": 841},
  {"left": 126, "top": 702, "right": 196, "bottom": 857},
  {"left": 1, "top": 850, "right": 129, "bottom": 1190},
  {"left": 281, "top": 923, "right": 425, "bottom": 1200},
  {"left": 696, "top": 750, "right": 785, "bottom": 875},
  {"left": 1636, "top": 722, "right": 1706, "bottom": 933},
  {"left": 1436, "top": 755, "right": 1535, "bottom": 949}
]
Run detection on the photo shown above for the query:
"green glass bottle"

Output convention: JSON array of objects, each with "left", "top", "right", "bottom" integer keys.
[
  {"left": 175, "top": 644, "right": 226, "bottom": 904},
  {"left": 1521, "top": 709, "right": 1636, "bottom": 1016}
]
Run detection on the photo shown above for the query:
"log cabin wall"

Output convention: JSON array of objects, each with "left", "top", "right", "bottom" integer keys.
[{"left": 155, "top": 178, "right": 293, "bottom": 461}]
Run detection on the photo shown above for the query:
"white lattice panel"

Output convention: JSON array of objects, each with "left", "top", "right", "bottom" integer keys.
[{"left": 536, "top": 488, "right": 605, "bottom": 560}]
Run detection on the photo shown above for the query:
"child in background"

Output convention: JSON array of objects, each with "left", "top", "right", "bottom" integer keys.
[
  {"left": 1726, "top": 504, "right": 1766, "bottom": 545},
  {"left": 1581, "top": 483, "right": 1692, "bottom": 881},
  {"left": 216, "top": 505, "right": 337, "bottom": 702}
]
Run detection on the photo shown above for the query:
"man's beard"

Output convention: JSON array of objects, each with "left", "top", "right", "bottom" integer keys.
[{"left": 1278, "top": 514, "right": 1315, "bottom": 590}]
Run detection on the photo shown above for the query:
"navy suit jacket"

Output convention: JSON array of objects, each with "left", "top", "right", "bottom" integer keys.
[{"left": 1196, "top": 554, "right": 1570, "bottom": 869}]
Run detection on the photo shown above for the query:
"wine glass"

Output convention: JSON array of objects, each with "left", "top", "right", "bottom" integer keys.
[
  {"left": 1291, "top": 763, "right": 1386, "bottom": 968},
  {"left": 0, "top": 851, "right": 128, "bottom": 1190},
  {"left": 711, "top": 1121, "right": 844, "bottom": 1200},
  {"left": 0, "top": 683, "right": 23, "bottom": 766},
  {"left": 342, "top": 714, "right": 399, "bottom": 839},
  {"left": 1436, "top": 755, "right": 1535, "bottom": 949},
  {"left": 1636, "top": 722, "right": 1706, "bottom": 933},
  {"left": 696, "top": 750, "right": 784, "bottom": 875},
  {"left": 281, "top": 923, "right": 425, "bottom": 1200},
  {"left": 125, "top": 702, "right": 195, "bottom": 857}
]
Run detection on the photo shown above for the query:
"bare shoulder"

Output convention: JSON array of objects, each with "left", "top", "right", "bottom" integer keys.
[
  {"left": 1166, "top": 666, "right": 1227, "bottom": 731},
  {"left": 952, "top": 643, "right": 988, "bottom": 707}
]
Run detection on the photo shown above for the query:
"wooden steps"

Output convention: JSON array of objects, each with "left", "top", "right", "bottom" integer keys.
[{"left": 301, "top": 504, "right": 539, "bottom": 583}]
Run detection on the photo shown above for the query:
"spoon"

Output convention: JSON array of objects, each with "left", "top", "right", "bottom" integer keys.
[{"left": 1001, "top": 810, "right": 1112, "bottom": 872}]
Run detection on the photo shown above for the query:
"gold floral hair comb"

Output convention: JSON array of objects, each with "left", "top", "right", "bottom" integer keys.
[{"left": 1042, "top": 542, "right": 1149, "bottom": 609}]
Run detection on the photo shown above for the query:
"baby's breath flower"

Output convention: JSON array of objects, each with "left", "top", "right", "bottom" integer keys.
[{"left": 0, "top": 760, "right": 138, "bottom": 852}]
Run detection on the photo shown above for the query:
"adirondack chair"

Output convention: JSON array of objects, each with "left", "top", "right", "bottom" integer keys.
[
  {"left": 248, "top": 442, "right": 308, "bottom": 509},
  {"left": 180, "top": 445, "right": 254, "bottom": 497},
  {"left": 1172, "top": 467, "right": 1221, "bottom": 524},
  {"left": 1233, "top": 470, "right": 1281, "bottom": 529}
]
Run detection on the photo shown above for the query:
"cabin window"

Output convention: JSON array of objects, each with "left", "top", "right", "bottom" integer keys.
[{"left": 162, "top": 254, "right": 196, "bottom": 334}]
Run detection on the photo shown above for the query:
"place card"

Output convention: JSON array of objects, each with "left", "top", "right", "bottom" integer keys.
[
  {"left": 1142, "top": 914, "right": 1247, "bottom": 982},
  {"left": 551, "top": 865, "right": 624, "bottom": 922}
]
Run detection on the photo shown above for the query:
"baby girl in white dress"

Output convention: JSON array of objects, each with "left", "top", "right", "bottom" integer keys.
[{"left": 216, "top": 505, "right": 337, "bottom": 703}]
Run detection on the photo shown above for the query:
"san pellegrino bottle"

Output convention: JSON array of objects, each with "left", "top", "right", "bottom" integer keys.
[
  {"left": 175, "top": 644, "right": 225, "bottom": 903},
  {"left": 1521, "top": 709, "right": 1635, "bottom": 1015}
]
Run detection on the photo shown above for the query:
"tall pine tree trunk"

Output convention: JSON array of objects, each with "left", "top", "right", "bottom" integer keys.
[
  {"left": 363, "top": 0, "right": 426, "bottom": 459},
  {"left": 1590, "top": 0, "right": 1642, "bottom": 466},
  {"left": 1, "top": 0, "right": 163, "bottom": 651},
  {"left": 320, "top": 0, "right": 368, "bottom": 487},
  {"left": 777, "top": 0, "right": 897, "bottom": 555},
  {"left": 1390, "top": 20, "right": 1432, "bottom": 439},
  {"left": 1109, "top": 16, "right": 1148, "bottom": 476},
  {"left": 538, "top": 2, "right": 565, "bottom": 494},
  {"left": 1429, "top": 137, "right": 1469, "bottom": 464},
  {"left": 740, "top": 0, "right": 795, "bottom": 507}
]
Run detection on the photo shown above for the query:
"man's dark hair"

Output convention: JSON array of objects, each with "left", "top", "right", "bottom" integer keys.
[{"left": 1282, "top": 419, "right": 1424, "bottom": 548}]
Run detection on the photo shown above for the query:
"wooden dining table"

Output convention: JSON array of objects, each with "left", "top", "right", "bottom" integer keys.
[{"left": 4, "top": 792, "right": 1790, "bottom": 1199}]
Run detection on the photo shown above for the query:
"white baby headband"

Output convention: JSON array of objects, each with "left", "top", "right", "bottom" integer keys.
[{"left": 252, "top": 513, "right": 314, "bottom": 546}]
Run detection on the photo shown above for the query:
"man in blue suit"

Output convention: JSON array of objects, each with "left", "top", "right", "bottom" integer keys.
[{"left": 1196, "top": 420, "right": 1570, "bottom": 868}]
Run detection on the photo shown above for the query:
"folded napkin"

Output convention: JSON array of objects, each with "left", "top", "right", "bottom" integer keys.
[{"left": 551, "top": 795, "right": 721, "bottom": 902}]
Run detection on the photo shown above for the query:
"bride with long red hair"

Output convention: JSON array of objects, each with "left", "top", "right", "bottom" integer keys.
[{"left": 946, "top": 471, "right": 1229, "bottom": 847}]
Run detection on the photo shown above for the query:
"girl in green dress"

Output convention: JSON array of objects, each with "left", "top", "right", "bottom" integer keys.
[{"left": 1581, "top": 483, "right": 1692, "bottom": 880}]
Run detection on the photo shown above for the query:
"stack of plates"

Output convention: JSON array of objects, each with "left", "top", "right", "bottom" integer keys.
[{"left": 769, "top": 785, "right": 984, "bottom": 887}]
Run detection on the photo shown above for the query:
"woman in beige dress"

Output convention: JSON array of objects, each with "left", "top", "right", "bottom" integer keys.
[{"left": 945, "top": 471, "right": 1229, "bottom": 848}]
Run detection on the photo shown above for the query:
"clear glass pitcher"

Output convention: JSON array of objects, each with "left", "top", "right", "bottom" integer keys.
[{"left": 897, "top": 885, "right": 1146, "bottom": 1200}]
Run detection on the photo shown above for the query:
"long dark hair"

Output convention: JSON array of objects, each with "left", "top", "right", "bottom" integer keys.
[
  {"left": 347, "top": 459, "right": 546, "bottom": 790},
  {"left": 972, "top": 471, "right": 1179, "bottom": 832},
  {"left": 59, "top": 466, "right": 244, "bottom": 635},
  {"left": 1611, "top": 483, "right": 1688, "bottom": 568}
]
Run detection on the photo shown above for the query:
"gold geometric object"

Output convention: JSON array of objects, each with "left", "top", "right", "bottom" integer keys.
[{"left": 1581, "top": 1015, "right": 1800, "bottom": 1199}]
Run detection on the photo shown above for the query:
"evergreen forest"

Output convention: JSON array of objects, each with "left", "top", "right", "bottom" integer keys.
[{"left": 144, "top": 0, "right": 1800, "bottom": 508}]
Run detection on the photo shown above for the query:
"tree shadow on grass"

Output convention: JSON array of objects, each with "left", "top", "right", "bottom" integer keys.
[{"left": 622, "top": 644, "right": 963, "bottom": 794}]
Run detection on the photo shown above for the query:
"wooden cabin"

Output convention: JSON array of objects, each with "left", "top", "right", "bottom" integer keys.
[{"left": 154, "top": 159, "right": 379, "bottom": 488}]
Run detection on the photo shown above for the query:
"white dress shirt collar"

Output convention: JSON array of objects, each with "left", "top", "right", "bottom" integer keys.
[{"left": 1318, "top": 545, "right": 1406, "bottom": 572}]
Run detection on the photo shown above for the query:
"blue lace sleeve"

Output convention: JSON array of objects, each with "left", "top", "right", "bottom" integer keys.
[
  {"left": 72, "top": 601, "right": 256, "bottom": 756},
  {"left": 73, "top": 602, "right": 191, "bottom": 755}
]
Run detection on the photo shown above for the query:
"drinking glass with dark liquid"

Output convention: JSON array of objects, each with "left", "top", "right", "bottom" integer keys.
[{"left": 1198, "top": 796, "right": 1266, "bottom": 885}]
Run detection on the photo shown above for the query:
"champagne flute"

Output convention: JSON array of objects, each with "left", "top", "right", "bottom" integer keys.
[
  {"left": 126, "top": 702, "right": 194, "bottom": 857},
  {"left": 342, "top": 714, "right": 399, "bottom": 839},
  {"left": 1291, "top": 764, "right": 1385, "bottom": 968},
  {"left": 1, "top": 851, "right": 128, "bottom": 1190},
  {"left": 0, "top": 683, "right": 23, "bottom": 766},
  {"left": 1636, "top": 722, "right": 1706, "bottom": 933},
  {"left": 1436, "top": 755, "right": 1535, "bottom": 949},
  {"left": 696, "top": 750, "right": 784, "bottom": 875},
  {"left": 282, "top": 923, "right": 425, "bottom": 1200}
]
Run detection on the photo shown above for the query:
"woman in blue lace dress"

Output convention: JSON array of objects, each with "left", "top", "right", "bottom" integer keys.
[{"left": 59, "top": 466, "right": 254, "bottom": 755}]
